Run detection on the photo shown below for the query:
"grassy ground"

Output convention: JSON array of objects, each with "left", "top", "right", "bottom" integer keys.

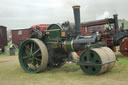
[{"left": 0, "top": 52, "right": 128, "bottom": 85}]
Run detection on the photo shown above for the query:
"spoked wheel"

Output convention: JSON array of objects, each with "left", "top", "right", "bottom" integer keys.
[
  {"left": 120, "top": 37, "right": 128, "bottom": 57},
  {"left": 80, "top": 47, "right": 116, "bottom": 75},
  {"left": 19, "top": 39, "right": 48, "bottom": 73}
]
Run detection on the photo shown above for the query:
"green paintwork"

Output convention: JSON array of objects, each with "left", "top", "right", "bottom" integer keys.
[
  {"left": 79, "top": 42, "right": 106, "bottom": 75},
  {"left": 19, "top": 39, "right": 43, "bottom": 73},
  {"left": 44, "top": 24, "right": 75, "bottom": 52},
  {"left": 45, "top": 24, "right": 61, "bottom": 42},
  {"left": 44, "top": 24, "right": 61, "bottom": 49},
  {"left": 65, "top": 40, "right": 73, "bottom": 52},
  {"left": 80, "top": 47, "right": 102, "bottom": 75}
]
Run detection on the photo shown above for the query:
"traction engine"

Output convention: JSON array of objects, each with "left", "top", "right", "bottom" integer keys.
[
  {"left": 18, "top": 6, "right": 116, "bottom": 75},
  {"left": 81, "top": 15, "right": 128, "bottom": 57}
]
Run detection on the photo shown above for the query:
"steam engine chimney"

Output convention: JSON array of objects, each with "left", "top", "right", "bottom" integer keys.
[
  {"left": 122, "top": 22, "right": 124, "bottom": 29},
  {"left": 72, "top": 5, "right": 81, "bottom": 36},
  {"left": 113, "top": 14, "right": 119, "bottom": 33}
]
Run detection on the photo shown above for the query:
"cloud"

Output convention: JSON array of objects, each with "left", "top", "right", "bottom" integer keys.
[
  {"left": 96, "top": 11, "right": 110, "bottom": 20},
  {"left": 0, "top": 0, "right": 128, "bottom": 29}
]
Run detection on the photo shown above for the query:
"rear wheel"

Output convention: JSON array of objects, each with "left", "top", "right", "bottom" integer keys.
[
  {"left": 19, "top": 39, "right": 48, "bottom": 73},
  {"left": 120, "top": 37, "right": 128, "bottom": 57}
]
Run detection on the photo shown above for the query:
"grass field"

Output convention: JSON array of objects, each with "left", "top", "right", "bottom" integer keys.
[{"left": 0, "top": 52, "right": 128, "bottom": 85}]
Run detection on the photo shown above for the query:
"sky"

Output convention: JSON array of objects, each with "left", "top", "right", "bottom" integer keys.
[{"left": 0, "top": 0, "right": 128, "bottom": 29}]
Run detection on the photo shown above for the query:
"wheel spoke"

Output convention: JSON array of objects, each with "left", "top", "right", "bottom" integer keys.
[
  {"left": 25, "top": 45, "right": 30, "bottom": 51},
  {"left": 36, "top": 54, "right": 42, "bottom": 57},
  {"left": 34, "top": 57, "right": 41, "bottom": 62},
  {"left": 25, "top": 50, "right": 29, "bottom": 56},
  {"left": 30, "top": 43, "right": 33, "bottom": 53},
  {"left": 24, "top": 58, "right": 32, "bottom": 65},
  {"left": 33, "top": 49, "right": 40, "bottom": 55}
]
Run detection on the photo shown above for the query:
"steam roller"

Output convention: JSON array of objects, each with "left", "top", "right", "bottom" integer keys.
[
  {"left": 80, "top": 47, "right": 116, "bottom": 75},
  {"left": 18, "top": 5, "right": 116, "bottom": 75}
]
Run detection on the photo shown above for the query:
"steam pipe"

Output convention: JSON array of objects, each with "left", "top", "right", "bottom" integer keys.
[
  {"left": 72, "top": 5, "right": 81, "bottom": 36},
  {"left": 113, "top": 14, "right": 119, "bottom": 33}
]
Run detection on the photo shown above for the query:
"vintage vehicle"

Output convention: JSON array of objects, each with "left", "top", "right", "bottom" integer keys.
[
  {"left": 81, "top": 14, "right": 128, "bottom": 57},
  {"left": 18, "top": 5, "right": 116, "bottom": 75}
]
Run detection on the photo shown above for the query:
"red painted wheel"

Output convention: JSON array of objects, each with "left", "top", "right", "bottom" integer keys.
[{"left": 120, "top": 37, "right": 128, "bottom": 56}]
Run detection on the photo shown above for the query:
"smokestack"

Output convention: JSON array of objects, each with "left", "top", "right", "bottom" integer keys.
[
  {"left": 113, "top": 14, "right": 119, "bottom": 33},
  {"left": 122, "top": 22, "right": 124, "bottom": 29},
  {"left": 72, "top": 5, "right": 81, "bottom": 36}
]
